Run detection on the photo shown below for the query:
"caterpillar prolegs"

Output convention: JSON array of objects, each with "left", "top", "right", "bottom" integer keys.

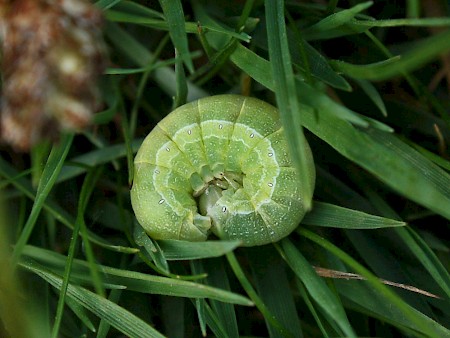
[{"left": 131, "top": 95, "right": 315, "bottom": 246}]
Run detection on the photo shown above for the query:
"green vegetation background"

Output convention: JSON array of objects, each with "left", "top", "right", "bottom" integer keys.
[{"left": 1, "top": 0, "right": 450, "bottom": 337}]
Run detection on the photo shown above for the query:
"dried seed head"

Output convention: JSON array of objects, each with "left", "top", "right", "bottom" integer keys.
[{"left": 0, "top": 0, "right": 107, "bottom": 151}]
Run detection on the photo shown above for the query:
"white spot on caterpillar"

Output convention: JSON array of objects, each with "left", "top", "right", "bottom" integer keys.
[
  {"left": 268, "top": 183, "right": 273, "bottom": 187},
  {"left": 268, "top": 152, "right": 273, "bottom": 157},
  {"left": 158, "top": 199, "right": 165, "bottom": 204},
  {"left": 222, "top": 206, "right": 227, "bottom": 212},
  {"left": 219, "top": 124, "right": 223, "bottom": 129},
  {"left": 155, "top": 169, "right": 160, "bottom": 174},
  {"left": 250, "top": 133, "right": 254, "bottom": 138},
  {"left": 166, "top": 147, "right": 170, "bottom": 152}
]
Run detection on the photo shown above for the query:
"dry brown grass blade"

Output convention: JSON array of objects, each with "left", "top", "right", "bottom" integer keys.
[{"left": 314, "top": 266, "right": 441, "bottom": 299}]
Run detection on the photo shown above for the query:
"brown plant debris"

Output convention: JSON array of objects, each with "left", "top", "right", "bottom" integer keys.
[
  {"left": 0, "top": 0, "right": 107, "bottom": 151},
  {"left": 314, "top": 266, "right": 440, "bottom": 299}
]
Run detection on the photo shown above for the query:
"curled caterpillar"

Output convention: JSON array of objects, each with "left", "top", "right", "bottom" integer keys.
[{"left": 131, "top": 95, "right": 315, "bottom": 246}]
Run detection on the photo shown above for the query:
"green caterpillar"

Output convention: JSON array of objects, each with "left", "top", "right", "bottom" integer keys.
[{"left": 131, "top": 95, "right": 315, "bottom": 246}]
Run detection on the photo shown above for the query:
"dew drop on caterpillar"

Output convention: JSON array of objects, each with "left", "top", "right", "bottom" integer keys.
[{"left": 130, "top": 95, "right": 315, "bottom": 246}]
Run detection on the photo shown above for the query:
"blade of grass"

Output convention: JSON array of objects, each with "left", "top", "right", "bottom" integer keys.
[
  {"left": 326, "top": 0, "right": 339, "bottom": 14},
  {"left": 12, "top": 133, "right": 73, "bottom": 265},
  {"left": 30, "top": 141, "right": 51, "bottom": 187},
  {"left": 277, "top": 239, "right": 356, "bottom": 338},
  {"left": 158, "top": 239, "right": 241, "bottom": 260},
  {"left": 22, "top": 245, "right": 254, "bottom": 306},
  {"left": 159, "top": 0, "right": 194, "bottom": 73},
  {"left": 354, "top": 17, "right": 450, "bottom": 27},
  {"left": 104, "top": 0, "right": 165, "bottom": 19},
  {"left": 173, "top": 46, "right": 188, "bottom": 107},
  {"left": 235, "top": 0, "right": 256, "bottom": 32},
  {"left": 79, "top": 168, "right": 106, "bottom": 298},
  {"left": 52, "top": 167, "right": 105, "bottom": 338},
  {"left": 265, "top": 0, "right": 314, "bottom": 210},
  {"left": 354, "top": 78, "right": 387, "bottom": 116},
  {"left": 363, "top": 128, "right": 450, "bottom": 219},
  {"left": 303, "top": 1, "right": 373, "bottom": 35},
  {"left": 21, "top": 258, "right": 167, "bottom": 338},
  {"left": 96, "top": 288, "right": 123, "bottom": 338},
  {"left": 64, "top": 296, "right": 96, "bottom": 333},
  {"left": 302, "top": 201, "right": 406, "bottom": 229},
  {"left": 190, "top": 296, "right": 231, "bottom": 337},
  {"left": 295, "top": 280, "right": 331, "bottom": 337},
  {"left": 290, "top": 32, "right": 351, "bottom": 91},
  {"left": 226, "top": 251, "right": 293, "bottom": 337},
  {"left": 104, "top": 10, "right": 250, "bottom": 42},
  {"left": 133, "top": 221, "right": 170, "bottom": 275},
  {"left": 202, "top": 304, "right": 229, "bottom": 338},
  {"left": 93, "top": 76, "right": 120, "bottom": 125},
  {"left": 190, "top": 261, "right": 211, "bottom": 337},
  {"left": 0, "top": 197, "right": 49, "bottom": 337},
  {"left": 95, "top": 0, "right": 122, "bottom": 11},
  {"left": 406, "top": 0, "right": 420, "bottom": 18},
  {"left": 330, "top": 29, "right": 450, "bottom": 81},
  {"left": 407, "top": 140, "right": 450, "bottom": 171},
  {"left": 202, "top": 258, "right": 239, "bottom": 338},
  {"left": 132, "top": 230, "right": 206, "bottom": 280},
  {"left": 248, "top": 248, "right": 303, "bottom": 338},
  {"left": 398, "top": 227, "right": 450, "bottom": 298}
]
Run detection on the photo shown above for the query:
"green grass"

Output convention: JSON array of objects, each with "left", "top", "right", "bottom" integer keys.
[{"left": 1, "top": 1, "right": 450, "bottom": 337}]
